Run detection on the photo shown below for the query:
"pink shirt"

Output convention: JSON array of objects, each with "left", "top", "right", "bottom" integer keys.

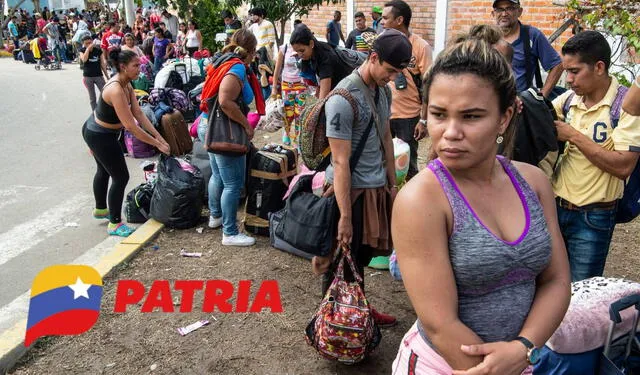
[
  {"left": 36, "top": 18, "right": 46, "bottom": 34},
  {"left": 280, "top": 44, "right": 301, "bottom": 83}
]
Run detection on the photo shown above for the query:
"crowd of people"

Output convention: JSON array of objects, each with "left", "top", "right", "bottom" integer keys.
[{"left": 5, "top": 0, "right": 640, "bottom": 372}]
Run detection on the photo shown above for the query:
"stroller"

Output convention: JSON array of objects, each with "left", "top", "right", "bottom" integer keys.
[
  {"left": 32, "top": 37, "right": 61, "bottom": 71},
  {"left": 534, "top": 278, "right": 640, "bottom": 375}
]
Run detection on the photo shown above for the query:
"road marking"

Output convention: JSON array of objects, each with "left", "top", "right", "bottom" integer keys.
[
  {"left": 0, "top": 235, "right": 120, "bottom": 333},
  {"left": 0, "top": 185, "right": 49, "bottom": 211},
  {"left": 0, "top": 194, "right": 92, "bottom": 268}
]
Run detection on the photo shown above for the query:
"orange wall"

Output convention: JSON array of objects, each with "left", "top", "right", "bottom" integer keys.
[
  {"left": 292, "top": 0, "right": 437, "bottom": 45},
  {"left": 447, "top": 1, "right": 574, "bottom": 50}
]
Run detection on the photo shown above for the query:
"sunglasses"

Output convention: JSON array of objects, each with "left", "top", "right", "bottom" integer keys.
[{"left": 493, "top": 6, "right": 519, "bottom": 14}]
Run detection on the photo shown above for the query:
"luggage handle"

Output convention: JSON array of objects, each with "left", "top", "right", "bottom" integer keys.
[
  {"left": 603, "top": 293, "right": 640, "bottom": 359},
  {"left": 609, "top": 294, "right": 640, "bottom": 324}
]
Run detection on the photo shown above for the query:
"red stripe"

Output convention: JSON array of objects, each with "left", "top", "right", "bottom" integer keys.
[
  {"left": 25, "top": 309, "right": 99, "bottom": 347},
  {"left": 408, "top": 350, "right": 418, "bottom": 375}
]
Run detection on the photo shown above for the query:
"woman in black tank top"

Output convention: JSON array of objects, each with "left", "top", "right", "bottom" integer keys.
[{"left": 82, "top": 47, "right": 170, "bottom": 238}]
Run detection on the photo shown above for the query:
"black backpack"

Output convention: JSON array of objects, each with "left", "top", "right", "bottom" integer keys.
[
  {"left": 165, "top": 70, "right": 184, "bottom": 91},
  {"left": 125, "top": 182, "right": 155, "bottom": 223},
  {"left": 511, "top": 88, "right": 559, "bottom": 177},
  {"left": 334, "top": 46, "right": 367, "bottom": 71}
]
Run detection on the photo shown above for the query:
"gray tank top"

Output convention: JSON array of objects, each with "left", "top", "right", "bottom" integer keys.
[{"left": 418, "top": 156, "right": 551, "bottom": 347}]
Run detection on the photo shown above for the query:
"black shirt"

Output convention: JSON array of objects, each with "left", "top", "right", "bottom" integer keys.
[
  {"left": 313, "top": 41, "right": 351, "bottom": 89},
  {"left": 345, "top": 27, "right": 376, "bottom": 51},
  {"left": 80, "top": 46, "right": 103, "bottom": 77},
  {"left": 58, "top": 23, "right": 68, "bottom": 42}
]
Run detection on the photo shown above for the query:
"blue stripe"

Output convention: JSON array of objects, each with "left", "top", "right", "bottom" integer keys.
[{"left": 27, "top": 285, "right": 102, "bottom": 329}]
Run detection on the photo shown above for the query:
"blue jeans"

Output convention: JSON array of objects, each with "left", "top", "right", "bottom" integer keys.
[
  {"left": 52, "top": 45, "right": 63, "bottom": 63},
  {"left": 556, "top": 203, "right": 617, "bottom": 282},
  {"left": 153, "top": 56, "right": 165, "bottom": 73},
  {"left": 208, "top": 153, "right": 246, "bottom": 236}
]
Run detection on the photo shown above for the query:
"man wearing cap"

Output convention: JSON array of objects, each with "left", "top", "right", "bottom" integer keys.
[
  {"left": 382, "top": 0, "right": 432, "bottom": 182},
  {"left": 493, "top": 0, "right": 564, "bottom": 98},
  {"left": 371, "top": 6, "right": 383, "bottom": 34},
  {"left": 313, "top": 29, "right": 413, "bottom": 328}
]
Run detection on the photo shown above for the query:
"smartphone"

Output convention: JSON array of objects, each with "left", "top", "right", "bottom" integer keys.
[{"left": 395, "top": 72, "right": 407, "bottom": 90}]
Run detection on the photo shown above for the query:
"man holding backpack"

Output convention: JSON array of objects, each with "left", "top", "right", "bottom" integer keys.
[
  {"left": 492, "top": 0, "right": 564, "bottom": 99},
  {"left": 552, "top": 31, "right": 640, "bottom": 281},
  {"left": 312, "top": 29, "right": 413, "bottom": 328}
]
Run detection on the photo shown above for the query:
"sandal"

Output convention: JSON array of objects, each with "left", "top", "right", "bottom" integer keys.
[{"left": 107, "top": 223, "right": 135, "bottom": 237}]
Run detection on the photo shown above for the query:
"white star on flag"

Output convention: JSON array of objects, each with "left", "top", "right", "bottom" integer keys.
[{"left": 68, "top": 277, "right": 91, "bottom": 300}]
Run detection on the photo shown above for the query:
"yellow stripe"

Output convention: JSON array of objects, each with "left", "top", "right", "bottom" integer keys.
[{"left": 30, "top": 265, "right": 102, "bottom": 298}]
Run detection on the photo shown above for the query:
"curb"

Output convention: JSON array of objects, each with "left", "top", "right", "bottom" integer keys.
[{"left": 0, "top": 219, "right": 164, "bottom": 375}]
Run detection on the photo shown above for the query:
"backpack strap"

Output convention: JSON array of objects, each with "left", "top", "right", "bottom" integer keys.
[
  {"left": 325, "top": 87, "right": 372, "bottom": 171},
  {"left": 521, "top": 24, "right": 543, "bottom": 89},
  {"left": 347, "top": 72, "right": 388, "bottom": 158},
  {"left": 562, "top": 92, "right": 575, "bottom": 121},
  {"left": 611, "top": 85, "right": 628, "bottom": 128}
]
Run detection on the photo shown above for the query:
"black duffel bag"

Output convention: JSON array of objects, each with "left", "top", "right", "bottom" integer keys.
[{"left": 275, "top": 112, "right": 375, "bottom": 257}]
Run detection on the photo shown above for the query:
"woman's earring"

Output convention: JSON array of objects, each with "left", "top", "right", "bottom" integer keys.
[{"left": 496, "top": 135, "right": 504, "bottom": 144}]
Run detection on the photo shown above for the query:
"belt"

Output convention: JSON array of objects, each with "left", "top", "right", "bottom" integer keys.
[{"left": 556, "top": 197, "right": 617, "bottom": 211}]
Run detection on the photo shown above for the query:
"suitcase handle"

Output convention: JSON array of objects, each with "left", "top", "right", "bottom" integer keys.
[{"left": 609, "top": 294, "right": 640, "bottom": 324}]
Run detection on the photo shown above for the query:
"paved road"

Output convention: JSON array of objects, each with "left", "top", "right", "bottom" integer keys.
[{"left": 0, "top": 58, "right": 149, "bottom": 333}]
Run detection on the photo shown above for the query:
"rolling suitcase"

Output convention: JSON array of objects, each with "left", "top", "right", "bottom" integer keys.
[
  {"left": 244, "top": 145, "right": 297, "bottom": 236},
  {"left": 160, "top": 110, "right": 193, "bottom": 156}
]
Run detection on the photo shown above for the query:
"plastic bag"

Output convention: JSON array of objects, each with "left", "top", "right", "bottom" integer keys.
[
  {"left": 150, "top": 155, "right": 204, "bottom": 229},
  {"left": 393, "top": 138, "right": 410, "bottom": 186},
  {"left": 257, "top": 97, "right": 285, "bottom": 132}
]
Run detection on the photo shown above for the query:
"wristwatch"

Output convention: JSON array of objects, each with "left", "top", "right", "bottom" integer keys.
[
  {"left": 418, "top": 119, "right": 427, "bottom": 126},
  {"left": 515, "top": 336, "right": 541, "bottom": 365}
]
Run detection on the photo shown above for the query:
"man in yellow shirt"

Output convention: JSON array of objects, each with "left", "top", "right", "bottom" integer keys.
[
  {"left": 552, "top": 31, "right": 640, "bottom": 281},
  {"left": 382, "top": 0, "right": 432, "bottom": 181}
]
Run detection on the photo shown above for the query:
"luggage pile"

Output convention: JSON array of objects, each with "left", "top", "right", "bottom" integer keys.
[{"left": 126, "top": 58, "right": 209, "bottom": 159}]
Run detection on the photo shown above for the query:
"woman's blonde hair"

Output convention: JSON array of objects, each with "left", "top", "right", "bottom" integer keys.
[
  {"left": 221, "top": 28, "right": 257, "bottom": 60},
  {"left": 423, "top": 39, "right": 518, "bottom": 159}
]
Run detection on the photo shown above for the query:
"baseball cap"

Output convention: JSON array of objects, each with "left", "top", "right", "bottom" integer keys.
[
  {"left": 372, "top": 5, "right": 383, "bottom": 14},
  {"left": 492, "top": 0, "right": 520, "bottom": 7},
  {"left": 366, "top": 29, "right": 412, "bottom": 70}
]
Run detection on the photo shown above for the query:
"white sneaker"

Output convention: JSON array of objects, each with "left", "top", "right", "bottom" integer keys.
[
  {"left": 208, "top": 216, "right": 222, "bottom": 229},
  {"left": 222, "top": 233, "right": 256, "bottom": 247}
]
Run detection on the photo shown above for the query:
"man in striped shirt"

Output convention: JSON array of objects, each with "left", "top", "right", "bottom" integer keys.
[{"left": 345, "top": 12, "right": 375, "bottom": 53}]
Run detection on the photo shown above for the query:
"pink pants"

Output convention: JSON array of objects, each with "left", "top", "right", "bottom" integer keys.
[{"left": 392, "top": 322, "right": 533, "bottom": 375}]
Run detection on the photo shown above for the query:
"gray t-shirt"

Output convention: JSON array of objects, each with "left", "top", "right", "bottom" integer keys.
[{"left": 324, "top": 73, "right": 391, "bottom": 188}]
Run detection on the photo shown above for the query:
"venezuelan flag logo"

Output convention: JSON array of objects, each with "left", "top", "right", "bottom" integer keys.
[{"left": 25, "top": 265, "right": 103, "bottom": 346}]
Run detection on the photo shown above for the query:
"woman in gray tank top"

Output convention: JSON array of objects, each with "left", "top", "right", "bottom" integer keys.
[{"left": 391, "top": 40, "right": 571, "bottom": 374}]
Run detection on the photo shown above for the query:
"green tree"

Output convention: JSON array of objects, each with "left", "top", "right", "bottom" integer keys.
[
  {"left": 226, "top": 0, "right": 342, "bottom": 46},
  {"left": 566, "top": 0, "right": 639, "bottom": 85},
  {"left": 153, "top": 0, "right": 227, "bottom": 51}
]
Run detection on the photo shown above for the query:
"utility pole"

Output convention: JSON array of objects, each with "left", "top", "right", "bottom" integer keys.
[{"left": 123, "top": 0, "right": 133, "bottom": 26}]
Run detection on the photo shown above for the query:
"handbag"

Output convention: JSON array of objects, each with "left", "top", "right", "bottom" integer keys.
[
  {"left": 205, "top": 94, "right": 250, "bottom": 155},
  {"left": 305, "top": 244, "right": 381, "bottom": 364},
  {"left": 275, "top": 90, "right": 376, "bottom": 256}
]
